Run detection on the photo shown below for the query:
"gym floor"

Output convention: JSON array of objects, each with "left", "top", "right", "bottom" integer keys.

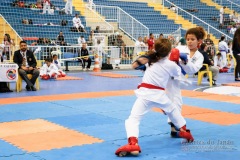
[{"left": 0, "top": 70, "right": 239, "bottom": 160}]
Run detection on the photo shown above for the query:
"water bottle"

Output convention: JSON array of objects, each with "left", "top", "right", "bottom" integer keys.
[{"left": 3, "top": 55, "right": 7, "bottom": 63}]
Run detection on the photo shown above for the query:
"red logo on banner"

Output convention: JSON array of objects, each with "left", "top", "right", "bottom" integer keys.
[{"left": 6, "top": 69, "right": 17, "bottom": 80}]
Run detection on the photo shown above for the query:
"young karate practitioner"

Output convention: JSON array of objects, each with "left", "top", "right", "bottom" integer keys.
[
  {"left": 52, "top": 54, "right": 66, "bottom": 77},
  {"left": 115, "top": 38, "right": 194, "bottom": 157},
  {"left": 167, "top": 27, "right": 205, "bottom": 137},
  {"left": 40, "top": 58, "right": 59, "bottom": 80},
  {"left": 65, "top": 0, "right": 72, "bottom": 15}
]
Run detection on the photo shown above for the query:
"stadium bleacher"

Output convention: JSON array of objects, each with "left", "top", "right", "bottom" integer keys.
[
  {"left": 168, "top": 0, "right": 234, "bottom": 39},
  {"left": 0, "top": 0, "right": 91, "bottom": 45},
  {"left": 88, "top": 0, "right": 181, "bottom": 36}
]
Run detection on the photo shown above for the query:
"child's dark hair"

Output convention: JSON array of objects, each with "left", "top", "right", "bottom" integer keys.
[
  {"left": 185, "top": 26, "right": 206, "bottom": 40},
  {"left": 200, "top": 43, "right": 207, "bottom": 51},
  {"left": 45, "top": 58, "right": 52, "bottom": 62},
  {"left": 148, "top": 38, "right": 172, "bottom": 65},
  {"left": 52, "top": 54, "right": 57, "bottom": 58}
]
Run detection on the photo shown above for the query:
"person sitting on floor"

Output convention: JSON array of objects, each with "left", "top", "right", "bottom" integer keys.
[
  {"left": 40, "top": 58, "right": 59, "bottom": 80},
  {"left": 52, "top": 54, "right": 66, "bottom": 77}
]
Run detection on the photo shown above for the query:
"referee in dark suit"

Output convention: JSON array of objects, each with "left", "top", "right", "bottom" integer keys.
[{"left": 13, "top": 41, "right": 39, "bottom": 91}]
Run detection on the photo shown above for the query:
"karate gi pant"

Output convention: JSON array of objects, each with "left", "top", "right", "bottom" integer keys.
[
  {"left": 65, "top": 1, "right": 72, "bottom": 14},
  {"left": 220, "top": 14, "right": 223, "bottom": 24},
  {"left": 166, "top": 80, "right": 183, "bottom": 124},
  {"left": 43, "top": 3, "right": 51, "bottom": 14},
  {"left": 125, "top": 96, "right": 186, "bottom": 138},
  {"left": 220, "top": 51, "right": 227, "bottom": 67},
  {"left": 40, "top": 69, "right": 58, "bottom": 77},
  {"left": 74, "top": 23, "right": 84, "bottom": 29}
]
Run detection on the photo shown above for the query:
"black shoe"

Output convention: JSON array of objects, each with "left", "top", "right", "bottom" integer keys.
[
  {"left": 169, "top": 122, "right": 180, "bottom": 138},
  {"left": 31, "top": 86, "right": 37, "bottom": 91},
  {"left": 235, "top": 78, "right": 240, "bottom": 81},
  {"left": 26, "top": 85, "right": 31, "bottom": 91},
  {"left": 212, "top": 81, "right": 216, "bottom": 85}
]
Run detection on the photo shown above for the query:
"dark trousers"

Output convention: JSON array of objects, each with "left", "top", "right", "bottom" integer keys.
[
  {"left": 234, "top": 54, "right": 240, "bottom": 79},
  {"left": 81, "top": 58, "right": 91, "bottom": 69},
  {"left": 18, "top": 68, "right": 40, "bottom": 87},
  {"left": 1, "top": 52, "right": 10, "bottom": 62}
]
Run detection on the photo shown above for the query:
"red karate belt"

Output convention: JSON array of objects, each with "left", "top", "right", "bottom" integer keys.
[{"left": 137, "top": 83, "right": 165, "bottom": 90}]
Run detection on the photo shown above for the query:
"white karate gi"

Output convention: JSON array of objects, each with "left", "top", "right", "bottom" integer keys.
[
  {"left": 52, "top": 59, "right": 65, "bottom": 76},
  {"left": 125, "top": 57, "right": 186, "bottom": 138},
  {"left": 218, "top": 41, "right": 229, "bottom": 67},
  {"left": 40, "top": 63, "right": 58, "bottom": 77},
  {"left": 73, "top": 17, "right": 84, "bottom": 29},
  {"left": 166, "top": 49, "right": 203, "bottom": 123},
  {"left": 65, "top": 0, "right": 72, "bottom": 14},
  {"left": 42, "top": 0, "right": 51, "bottom": 14}
]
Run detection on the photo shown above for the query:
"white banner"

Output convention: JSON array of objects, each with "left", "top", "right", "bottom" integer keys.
[{"left": 0, "top": 64, "right": 18, "bottom": 82}]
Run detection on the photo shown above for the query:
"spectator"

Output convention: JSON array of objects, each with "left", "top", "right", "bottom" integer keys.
[
  {"left": 169, "top": 5, "right": 177, "bottom": 13},
  {"left": 79, "top": 43, "right": 91, "bottom": 71},
  {"left": 147, "top": 33, "right": 154, "bottom": 51},
  {"left": 176, "top": 37, "right": 188, "bottom": 53},
  {"left": 78, "top": 35, "right": 86, "bottom": 47},
  {"left": 0, "top": 44, "right": 4, "bottom": 63},
  {"left": 204, "top": 34, "right": 215, "bottom": 53},
  {"left": 87, "top": 30, "right": 94, "bottom": 46},
  {"left": 229, "top": 11, "right": 238, "bottom": 23},
  {"left": 94, "top": 40, "right": 104, "bottom": 67},
  {"left": 94, "top": 26, "right": 100, "bottom": 33},
  {"left": 219, "top": 6, "right": 226, "bottom": 27},
  {"left": 2, "top": 34, "right": 15, "bottom": 60},
  {"left": 143, "top": 36, "right": 148, "bottom": 46},
  {"left": 199, "top": 43, "right": 219, "bottom": 85},
  {"left": 134, "top": 36, "right": 146, "bottom": 56},
  {"left": 168, "top": 35, "right": 176, "bottom": 47},
  {"left": 214, "top": 52, "right": 224, "bottom": 70},
  {"left": 13, "top": 41, "right": 39, "bottom": 91},
  {"left": 114, "top": 35, "right": 124, "bottom": 47},
  {"left": 186, "top": 8, "right": 198, "bottom": 13},
  {"left": 72, "top": 14, "right": 86, "bottom": 32},
  {"left": 228, "top": 41, "right": 233, "bottom": 55},
  {"left": 159, "top": 33, "right": 164, "bottom": 40},
  {"left": 230, "top": 24, "right": 237, "bottom": 35},
  {"left": 65, "top": 0, "right": 72, "bottom": 15},
  {"left": 42, "top": 0, "right": 51, "bottom": 14},
  {"left": 232, "top": 28, "right": 240, "bottom": 81},
  {"left": 204, "top": 34, "right": 214, "bottom": 46},
  {"left": 88, "top": 0, "right": 93, "bottom": 10},
  {"left": 56, "top": 31, "right": 66, "bottom": 46},
  {"left": 36, "top": 0, "right": 42, "bottom": 8},
  {"left": 218, "top": 35, "right": 229, "bottom": 68},
  {"left": 114, "top": 35, "right": 127, "bottom": 58}
]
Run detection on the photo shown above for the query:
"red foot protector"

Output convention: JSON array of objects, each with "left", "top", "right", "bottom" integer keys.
[
  {"left": 178, "top": 126, "right": 194, "bottom": 142},
  {"left": 41, "top": 75, "right": 50, "bottom": 80},
  {"left": 115, "top": 137, "right": 141, "bottom": 157},
  {"left": 115, "top": 144, "right": 141, "bottom": 157},
  {"left": 51, "top": 73, "right": 57, "bottom": 78}
]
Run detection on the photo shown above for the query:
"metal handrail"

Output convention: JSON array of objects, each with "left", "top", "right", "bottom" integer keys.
[
  {"left": 161, "top": 0, "right": 233, "bottom": 40},
  {"left": 215, "top": 0, "right": 240, "bottom": 10},
  {"left": 85, "top": 4, "right": 115, "bottom": 33},
  {"left": 0, "top": 14, "right": 22, "bottom": 43},
  {"left": 93, "top": 5, "right": 149, "bottom": 41}
]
